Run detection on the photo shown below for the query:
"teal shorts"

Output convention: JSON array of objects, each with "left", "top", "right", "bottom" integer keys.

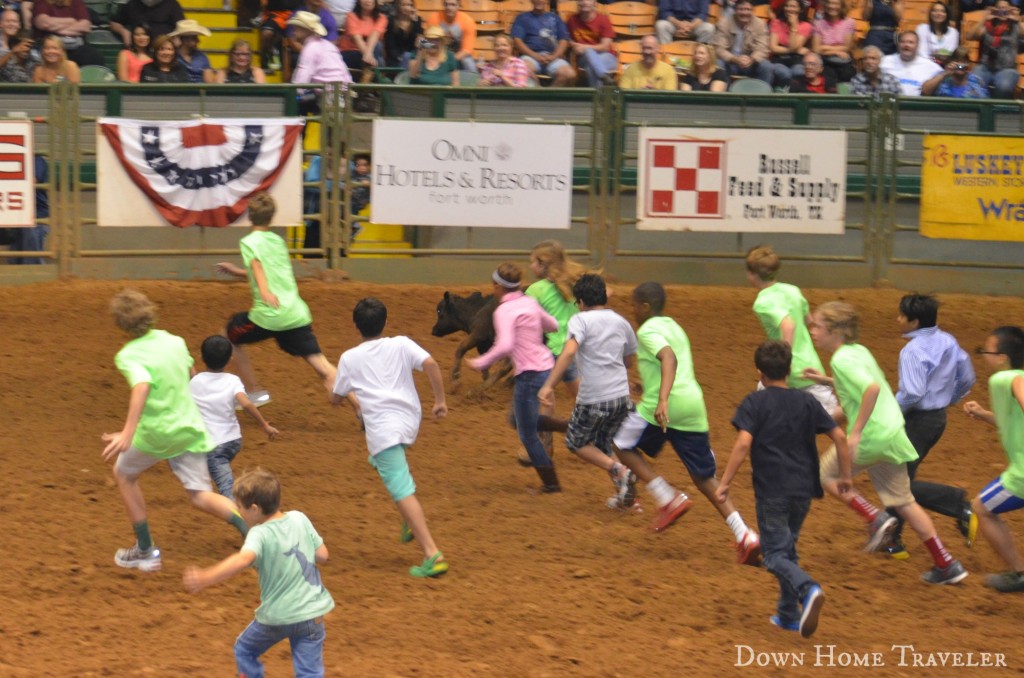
[{"left": 369, "top": 445, "right": 416, "bottom": 502}]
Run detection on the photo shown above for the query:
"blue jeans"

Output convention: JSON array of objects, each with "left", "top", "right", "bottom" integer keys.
[
  {"left": 723, "top": 58, "right": 773, "bottom": 84},
  {"left": 235, "top": 617, "right": 326, "bottom": 678},
  {"left": 974, "top": 65, "right": 1019, "bottom": 99},
  {"left": 756, "top": 497, "right": 816, "bottom": 625},
  {"left": 579, "top": 48, "right": 618, "bottom": 86},
  {"left": 514, "top": 369, "right": 552, "bottom": 468},
  {"left": 207, "top": 438, "right": 242, "bottom": 499},
  {"left": 9, "top": 224, "right": 49, "bottom": 265}
]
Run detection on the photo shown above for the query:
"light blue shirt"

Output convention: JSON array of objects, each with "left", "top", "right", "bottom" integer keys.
[{"left": 896, "top": 326, "right": 975, "bottom": 412}]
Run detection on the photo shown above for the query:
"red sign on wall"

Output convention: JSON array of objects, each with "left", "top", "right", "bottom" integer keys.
[{"left": 0, "top": 121, "right": 35, "bottom": 228}]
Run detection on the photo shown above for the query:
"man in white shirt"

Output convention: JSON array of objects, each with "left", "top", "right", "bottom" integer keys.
[{"left": 880, "top": 31, "right": 944, "bottom": 96}]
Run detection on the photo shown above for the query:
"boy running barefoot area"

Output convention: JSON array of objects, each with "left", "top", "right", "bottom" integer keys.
[
  {"left": 804, "top": 301, "right": 968, "bottom": 585},
  {"left": 102, "top": 290, "right": 249, "bottom": 572},
  {"left": 965, "top": 326, "right": 1024, "bottom": 593},
  {"left": 745, "top": 245, "right": 842, "bottom": 420},
  {"left": 539, "top": 274, "right": 639, "bottom": 508},
  {"left": 718, "top": 341, "right": 851, "bottom": 638},
  {"left": 330, "top": 298, "right": 449, "bottom": 578},
  {"left": 191, "top": 335, "right": 280, "bottom": 500},
  {"left": 184, "top": 468, "right": 335, "bottom": 677},
  {"left": 612, "top": 283, "right": 761, "bottom": 566},
  {"left": 216, "top": 192, "right": 336, "bottom": 405}
]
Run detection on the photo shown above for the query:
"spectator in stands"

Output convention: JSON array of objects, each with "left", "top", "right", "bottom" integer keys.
[
  {"left": 812, "top": 0, "right": 856, "bottom": 82},
  {"left": 880, "top": 30, "right": 943, "bottom": 95},
  {"left": 216, "top": 38, "right": 267, "bottom": 82},
  {"left": 168, "top": 19, "right": 214, "bottom": 83},
  {"left": 383, "top": 0, "right": 421, "bottom": 68},
  {"left": 479, "top": 32, "right": 529, "bottom": 86},
  {"left": 915, "top": 1, "right": 958, "bottom": 62},
  {"left": 769, "top": 0, "right": 812, "bottom": 84},
  {"left": 325, "top": 0, "right": 356, "bottom": 31},
  {"left": 32, "top": 34, "right": 80, "bottom": 81},
  {"left": 139, "top": 33, "right": 189, "bottom": 81},
  {"left": 408, "top": 23, "right": 459, "bottom": 83},
  {"left": 788, "top": 50, "right": 836, "bottom": 91},
  {"left": 655, "top": 0, "right": 715, "bottom": 44},
  {"left": 109, "top": 0, "right": 184, "bottom": 49},
  {"left": 339, "top": 0, "right": 387, "bottom": 83},
  {"left": 32, "top": 0, "right": 105, "bottom": 66},
  {"left": 862, "top": 0, "right": 902, "bottom": 55},
  {"left": 291, "top": 0, "right": 339, "bottom": 42},
  {"left": 18, "top": 2, "right": 33, "bottom": 32},
  {"left": 0, "top": 30, "right": 39, "bottom": 82},
  {"left": 511, "top": 0, "right": 575, "bottom": 86},
  {"left": 971, "top": 0, "right": 1023, "bottom": 99},
  {"left": 259, "top": 0, "right": 302, "bottom": 71},
  {"left": 681, "top": 41, "right": 727, "bottom": 90},
  {"left": 932, "top": 46, "right": 990, "bottom": 97},
  {"left": 289, "top": 9, "right": 352, "bottom": 112},
  {"left": 427, "top": 0, "right": 477, "bottom": 73},
  {"left": 620, "top": 34, "right": 678, "bottom": 89},
  {"left": 0, "top": 8, "right": 21, "bottom": 55},
  {"left": 566, "top": 0, "right": 617, "bottom": 86},
  {"left": 850, "top": 43, "right": 902, "bottom": 94},
  {"left": 714, "top": 0, "right": 772, "bottom": 84},
  {"left": 116, "top": 24, "right": 153, "bottom": 82}
]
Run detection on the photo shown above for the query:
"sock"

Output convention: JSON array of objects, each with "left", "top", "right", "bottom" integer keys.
[
  {"left": 924, "top": 535, "right": 955, "bottom": 569},
  {"left": 229, "top": 511, "right": 249, "bottom": 537},
  {"left": 646, "top": 476, "right": 678, "bottom": 508},
  {"left": 725, "top": 511, "right": 749, "bottom": 543},
  {"left": 848, "top": 495, "right": 879, "bottom": 523},
  {"left": 133, "top": 520, "right": 153, "bottom": 552}
]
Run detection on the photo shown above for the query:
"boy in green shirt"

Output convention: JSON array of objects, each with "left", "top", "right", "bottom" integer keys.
[
  {"left": 216, "top": 192, "right": 336, "bottom": 406},
  {"left": 965, "top": 326, "right": 1024, "bottom": 593},
  {"left": 103, "top": 289, "right": 249, "bottom": 572},
  {"left": 804, "top": 301, "right": 967, "bottom": 585},
  {"left": 745, "top": 245, "right": 841, "bottom": 421},
  {"left": 612, "top": 282, "right": 760, "bottom": 565},
  {"left": 184, "top": 468, "right": 335, "bottom": 675}
]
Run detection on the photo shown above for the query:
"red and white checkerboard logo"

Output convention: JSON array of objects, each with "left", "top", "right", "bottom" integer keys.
[{"left": 645, "top": 139, "right": 726, "bottom": 219}]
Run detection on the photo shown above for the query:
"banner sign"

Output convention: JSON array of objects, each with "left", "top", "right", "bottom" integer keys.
[
  {"left": 636, "top": 128, "right": 847, "bottom": 234},
  {"left": 97, "top": 118, "right": 304, "bottom": 228},
  {"left": 0, "top": 120, "right": 35, "bottom": 228},
  {"left": 370, "top": 119, "right": 573, "bottom": 229},
  {"left": 921, "top": 134, "right": 1024, "bottom": 242}
]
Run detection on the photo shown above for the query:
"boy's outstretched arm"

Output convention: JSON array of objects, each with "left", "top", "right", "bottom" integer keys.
[
  {"left": 963, "top": 400, "right": 996, "bottom": 426},
  {"left": 422, "top": 356, "right": 448, "bottom": 419},
  {"left": 539, "top": 338, "right": 579, "bottom": 407},
  {"left": 249, "top": 259, "right": 280, "bottom": 309},
  {"left": 215, "top": 262, "right": 247, "bottom": 278},
  {"left": 101, "top": 382, "right": 150, "bottom": 461},
  {"left": 716, "top": 430, "right": 752, "bottom": 503},
  {"left": 802, "top": 367, "right": 834, "bottom": 386},
  {"left": 236, "top": 392, "right": 280, "bottom": 440},
  {"left": 654, "top": 346, "right": 677, "bottom": 432},
  {"left": 183, "top": 550, "right": 257, "bottom": 593},
  {"left": 828, "top": 425, "right": 853, "bottom": 494}
]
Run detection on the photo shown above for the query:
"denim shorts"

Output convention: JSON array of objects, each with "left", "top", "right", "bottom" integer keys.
[{"left": 369, "top": 445, "right": 417, "bottom": 502}]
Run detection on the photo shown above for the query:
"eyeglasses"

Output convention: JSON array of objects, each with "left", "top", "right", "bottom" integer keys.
[{"left": 975, "top": 347, "right": 1003, "bottom": 356}]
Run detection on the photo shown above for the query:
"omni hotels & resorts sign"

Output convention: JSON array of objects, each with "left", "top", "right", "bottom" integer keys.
[
  {"left": 920, "top": 135, "right": 1024, "bottom": 242},
  {"left": 370, "top": 120, "right": 573, "bottom": 229},
  {"left": 636, "top": 128, "right": 847, "bottom": 234}
]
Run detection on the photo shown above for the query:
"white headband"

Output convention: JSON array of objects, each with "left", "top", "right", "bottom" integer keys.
[{"left": 492, "top": 269, "right": 520, "bottom": 289}]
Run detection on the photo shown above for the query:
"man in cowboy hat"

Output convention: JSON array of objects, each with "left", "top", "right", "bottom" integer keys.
[
  {"left": 288, "top": 11, "right": 351, "bottom": 112},
  {"left": 168, "top": 18, "right": 214, "bottom": 83}
]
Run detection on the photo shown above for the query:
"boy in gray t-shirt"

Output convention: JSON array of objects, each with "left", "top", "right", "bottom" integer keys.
[{"left": 540, "top": 274, "right": 639, "bottom": 508}]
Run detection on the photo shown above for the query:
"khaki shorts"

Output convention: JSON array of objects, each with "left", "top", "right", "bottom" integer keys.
[
  {"left": 820, "top": 445, "right": 914, "bottom": 508},
  {"left": 114, "top": 447, "right": 214, "bottom": 492}
]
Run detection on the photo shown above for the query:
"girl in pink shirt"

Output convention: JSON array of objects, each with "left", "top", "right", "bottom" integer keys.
[{"left": 470, "top": 262, "right": 562, "bottom": 493}]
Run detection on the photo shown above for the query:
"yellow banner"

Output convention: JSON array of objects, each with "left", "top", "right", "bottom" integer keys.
[{"left": 920, "top": 134, "right": 1024, "bottom": 241}]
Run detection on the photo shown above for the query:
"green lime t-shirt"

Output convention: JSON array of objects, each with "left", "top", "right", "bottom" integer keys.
[
  {"left": 830, "top": 343, "right": 917, "bottom": 465},
  {"left": 991, "top": 370, "right": 1024, "bottom": 497},
  {"left": 752, "top": 282, "right": 824, "bottom": 389},
  {"left": 525, "top": 279, "right": 577, "bottom": 355},
  {"left": 114, "top": 329, "right": 214, "bottom": 459},
  {"left": 240, "top": 229, "right": 313, "bottom": 331},
  {"left": 243, "top": 511, "right": 335, "bottom": 626},
  {"left": 636, "top": 316, "right": 709, "bottom": 432}
]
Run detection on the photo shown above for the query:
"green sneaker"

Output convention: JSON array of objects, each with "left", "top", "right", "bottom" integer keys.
[
  {"left": 985, "top": 571, "right": 1024, "bottom": 592},
  {"left": 398, "top": 522, "right": 414, "bottom": 544},
  {"left": 410, "top": 551, "right": 449, "bottom": 578}
]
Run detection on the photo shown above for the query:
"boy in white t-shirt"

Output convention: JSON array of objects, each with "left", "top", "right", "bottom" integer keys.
[
  {"left": 539, "top": 274, "right": 639, "bottom": 508},
  {"left": 191, "top": 336, "right": 280, "bottom": 499},
  {"left": 330, "top": 297, "right": 450, "bottom": 579}
]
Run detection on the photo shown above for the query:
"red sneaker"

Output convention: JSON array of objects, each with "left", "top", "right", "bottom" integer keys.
[
  {"left": 652, "top": 493, "right": 693, "bottom": 533},
  {"left": 736, "top": 531, "right": 762, "bottom": 566}
]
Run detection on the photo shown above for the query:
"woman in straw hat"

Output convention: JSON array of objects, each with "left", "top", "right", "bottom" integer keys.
[
  {"left": 167, "top": 18, "right": 214, "bottom": 83},
  {"left": 408, "top": 24, "right": 459, "bottom": 85}
]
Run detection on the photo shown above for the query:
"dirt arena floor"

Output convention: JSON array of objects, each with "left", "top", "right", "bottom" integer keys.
[{"left": 2, "top": 277, "right": 1024, "bottom": 677}]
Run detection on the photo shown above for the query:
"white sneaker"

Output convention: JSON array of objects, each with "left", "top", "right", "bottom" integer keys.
[{"left": 115, "top": 543, "right": 162, "bottom": 572}]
